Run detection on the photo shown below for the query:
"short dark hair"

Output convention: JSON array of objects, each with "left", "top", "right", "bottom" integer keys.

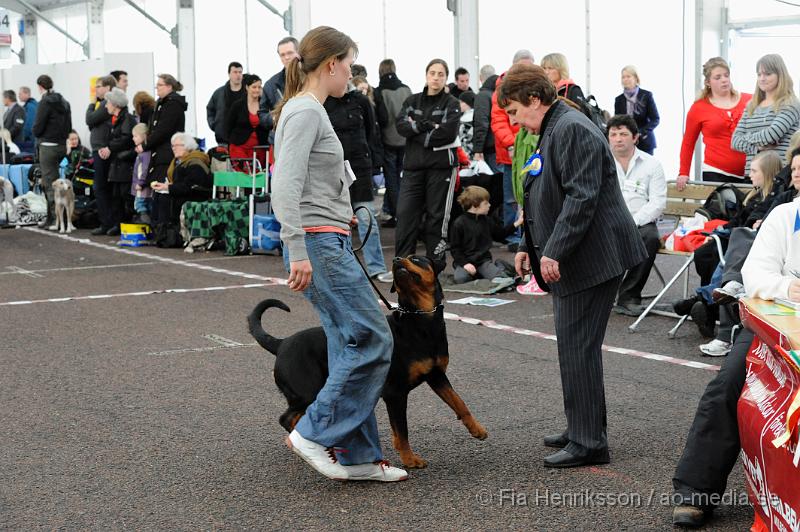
[
  {"left": 36, "top": 74, "right": 54, "bottom": 91},
  {"left": 110, "top": 70, "right": 127, "bottom": 81},
  {"left": 228, "top": 62, "right": 243, "bottom": 73},
  {"left": 454, "top": 67, "right": 469, "bottom": 79},
  {"left": 351, "top": 64, "right": 367, "bottom": 78},
  {"left": 606, "top": 114, "right": 639, "bottom": 137},
  {"left": 379, "top": 59, "right": 396, "bottom": 77},
  {"left": 426, "top": 58, "right": 449, "bottom": 77},
  {"left": 3, "top": 90, "right": 16, "bottom": 102},
  {"left": 243, "top": 73, "right": 261, "bottom": 87},
  {"left": 98, "top": 75, "right": 117, "bottom": 89},
  {"left": 457, "top": 185, "right": 490, "bottom": 209},
  {"left": 497, "top": 64, "right": 556, "bottom": 108},
  {"left": 276, "top": 36, "right": 298, "bottom": 52}
]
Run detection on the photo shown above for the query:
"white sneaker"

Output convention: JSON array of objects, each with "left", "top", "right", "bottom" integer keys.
[
  {"left": 343, "top": 460, "right": 409, "bottom": 482},
  {"left": 374, "top": 272, "right": 393, "bottom": 283},
  {"left": 699, "top": 339, "right": 732, "bottom": 357},
  {"left": 286, "top": 430, "right": 348, "bottom": 480},
  {"left": 47, "top": 224, "right": 59, "bottom": 231}
]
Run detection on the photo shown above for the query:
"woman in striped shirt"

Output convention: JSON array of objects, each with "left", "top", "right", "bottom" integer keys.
[{"left": 731, "top": 53, "right": 800, "bottom": 177}]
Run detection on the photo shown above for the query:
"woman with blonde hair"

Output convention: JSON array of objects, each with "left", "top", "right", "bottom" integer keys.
[
  {"left": 271, "top": 25, "right": 406, "bottom": 483},
  {"left": 614, "top": 65, "right": 660, "bottom": 155},
  {"left": 540, "top": 53, "right": 584, "bottom": 104},
  {"left": 732, "top": 53, "right": 800, "bottom": 177},
  {"left": 678, "top": 57, "right": 752, "bottom": 189}
]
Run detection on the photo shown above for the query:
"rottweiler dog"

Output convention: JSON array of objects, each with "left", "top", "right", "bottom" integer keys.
[{"left": 248, "top": 255, "right": 488, "bottom": 468}]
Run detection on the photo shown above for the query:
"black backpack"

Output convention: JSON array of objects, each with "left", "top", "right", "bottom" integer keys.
[
  {"left": 574, "top": 95, "right": 610, "bottom": 134},
  {"left": 696, "top": 183, "right": 747, "bottom": 221}
]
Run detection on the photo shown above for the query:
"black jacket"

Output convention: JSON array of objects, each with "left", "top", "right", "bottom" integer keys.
[
  {"left": 395, "top": 89, "right": 462, "bottom": 171},
  {"left": 324, "top": 90, "right": 378, "bottom": 204},
  {"left": 519, "top": 101, "right": 647, "bottom": 296},
  {"left": 450, "top": 211, "right": 515, "bottom": 268},
  {"left": 86, "top": 100, "right": 112, "bottom": 151},
  {"left": 145, "top": 91, "right": 187, "bottom": 181},
  {"left": 258, "top": 69, "right": 286, "bottom": 142},
  {"left": 32, "top": 91, "right": 72, "bottom": 144},
  {"left": 137, "top": 103, "right": 154, "bottom": 129},
  {"left": 614, "top": 88, "right": 660, "bottom": 153},
  {"left": 472, "top": 74, "right": 498, "bottom": 155},
  {"left": 226, "top": 97, "right": 269, "bottom": 147},
  {"left": 3, "top": 103, "right": 26, "bottom": 144},
  {"left": 207, "top": 82, "right": 244, "bottom": 143},
  {"left": 107, "top": 108, "right": 136, "bottom": 183}
]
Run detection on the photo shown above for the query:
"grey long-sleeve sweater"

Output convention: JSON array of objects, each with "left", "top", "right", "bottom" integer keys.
[{"left": 272, "top": 95, "right": 353, "bottom": 262}]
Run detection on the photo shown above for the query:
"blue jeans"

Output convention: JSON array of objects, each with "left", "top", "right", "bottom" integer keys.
[
  {"left": 134, "top": 196, "right": 152, "bottom": 214},
  {"left": 282, "top": 232, "right": 393, "bottom": 465},
  {"left": 353, "top": 201, "right": 388, "bottom": 277},
  {"left": 696, "top": 263, "right": 724, "bottom": 305},
  {"left": 501, "top": 164, "right": 520, "bottom": 244}
]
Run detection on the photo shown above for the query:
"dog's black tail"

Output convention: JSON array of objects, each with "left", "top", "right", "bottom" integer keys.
[{"left": 247, "top": 299, "right": 290, "bottom": 355}]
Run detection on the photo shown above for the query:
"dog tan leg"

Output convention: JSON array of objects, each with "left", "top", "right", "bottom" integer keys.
[
  {"left": 384, "top": 395, "right": 427, "bottom": 468},
  {"left": 66, "top": 190, "right": 75, "bottom": 233},
  {"left": 426, "top": 370, "right": 488, "bottom": 440}
]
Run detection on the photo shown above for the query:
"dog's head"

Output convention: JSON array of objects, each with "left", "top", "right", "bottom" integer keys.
[
  {"left": 390, "top": 255, "right": 443, "bottom": 313},
  {"left": 52, "top": 179, "right": 73, "bottom": 193}
]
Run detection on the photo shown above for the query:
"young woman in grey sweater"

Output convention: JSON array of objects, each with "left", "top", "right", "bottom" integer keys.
[{"left": 271, "top": 25, "right": 406, "bottom": 483}]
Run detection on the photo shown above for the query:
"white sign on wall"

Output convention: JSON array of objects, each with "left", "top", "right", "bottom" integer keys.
[{"left": 0, "top": 9, "right": 10, "bottom": 46}]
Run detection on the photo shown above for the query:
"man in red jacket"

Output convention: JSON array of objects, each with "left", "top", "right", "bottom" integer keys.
[{"left": 491, "top": 49, "right": 535, "bottom": 248}]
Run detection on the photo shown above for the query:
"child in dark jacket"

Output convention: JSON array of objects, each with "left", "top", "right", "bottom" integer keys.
[{"left": 450, "top": 185, "right": 523, "bottom": 284}]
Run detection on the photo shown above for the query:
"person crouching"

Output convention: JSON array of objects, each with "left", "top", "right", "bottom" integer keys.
[{"left": 450, "top": 185, "right": 523, "bottom": 283}]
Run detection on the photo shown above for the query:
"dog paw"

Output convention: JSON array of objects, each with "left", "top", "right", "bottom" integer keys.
[
  {"left": 469, "top": 423, "right": 489, "bottom": 440},
  {"left": 400, "top": 453, "right": 428, "bottom": 469}
]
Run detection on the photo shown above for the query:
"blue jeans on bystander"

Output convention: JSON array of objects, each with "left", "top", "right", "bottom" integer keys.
[{"left": 352, "top": 201, "right": 388, "bottom": 277}]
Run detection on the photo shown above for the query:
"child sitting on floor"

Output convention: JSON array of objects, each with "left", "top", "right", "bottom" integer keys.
[
  {"left": 130, "top": 123, "right": 152, "bottom": 225},
  {"left": 449, "top": 185, "right": 523, "bottom": 284}
]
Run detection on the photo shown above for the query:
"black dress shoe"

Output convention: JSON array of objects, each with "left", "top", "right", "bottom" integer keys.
[
  {"left": 91, "top": 226, "right": 109, "bottom": 236},
  {"left": 106, "top": 227, "right": 121, "bottom": 236},
  {"left": 381, "top": 217, "right": 397, "bottom": 228},
  {"left": 543, "top": 432, "right": 569, "bottom": 448},
  {"left": 543, "top": 448, "right": 610, "bottom": 468},
  {"left": 672, "top": 505, "right": 709, "bottom": 528},
  {"left": 689, "top": 301, "right": 716, "bottom": 338},
  {"left": 673, "top": 295, "right": 699, "bottom": 316}
]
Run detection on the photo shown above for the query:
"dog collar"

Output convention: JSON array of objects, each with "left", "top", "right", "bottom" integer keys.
[{"left": 396, "top": 304, "right": 443, "bottom": 315}]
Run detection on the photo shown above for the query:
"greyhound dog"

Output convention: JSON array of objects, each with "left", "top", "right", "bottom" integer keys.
[
  {"left": 52, "top": 178, "right": 76, "bottom": 233},
  {"left": 0, "top": 176, "right": 16, "bottom": 224}
]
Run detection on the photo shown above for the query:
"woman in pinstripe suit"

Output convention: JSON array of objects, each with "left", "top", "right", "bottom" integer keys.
[{"left": 497, "top": 64, "right": 647, "bottom": 468}]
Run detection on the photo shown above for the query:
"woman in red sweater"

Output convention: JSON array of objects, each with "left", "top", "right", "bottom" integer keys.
[{"left": 678, "top": 57, "right": 751, "bottom": 189}]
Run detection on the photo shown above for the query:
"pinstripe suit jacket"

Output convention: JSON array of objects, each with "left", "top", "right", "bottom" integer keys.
[{"left": 519, "top": 101, "right": 647, "bottom": 297}]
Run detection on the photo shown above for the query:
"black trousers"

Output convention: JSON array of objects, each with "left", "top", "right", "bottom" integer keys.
[
  {"left": 382, "top": 145, "right": 404, "bottom": 217},
  {"left": 394, "top": 167, "right": 457, "bottom": 268},
  {"left": 617, "top": 222, "right": 660, "bottom": 305},
  {"left": 673, "top": 328, "right": 752, "bottom": 503},
  {"left": 694, "top": 237, "right": 729, "bottom": 286},
  {"left": 92, "top": 153, "right": 111, "bottom": 228},
  {"left": 552, "top": 274, "right": 622, "bottom": 455},
  {"left": 702, "top": 171, "right": 745, "bottom": 184},
  {"left": 108, "top": 181, "right": 132, "bottom": 227}
]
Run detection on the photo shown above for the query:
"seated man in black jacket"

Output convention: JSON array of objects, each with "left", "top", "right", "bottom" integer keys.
[{"left": 449, "top": 186, "right": 522, "bottom": 284}]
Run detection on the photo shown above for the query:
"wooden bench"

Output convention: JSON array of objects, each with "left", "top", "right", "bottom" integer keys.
[{"left": 628, "top": 180, "right": 753, "bottom": 336}]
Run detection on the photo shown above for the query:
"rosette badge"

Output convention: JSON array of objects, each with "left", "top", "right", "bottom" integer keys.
[{"left": 523, "top": 153, "right": 543, "bottom": 177}]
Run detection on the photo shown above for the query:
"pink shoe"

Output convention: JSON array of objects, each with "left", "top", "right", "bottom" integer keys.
[{"left": 517, "top": 278, "right": 547, "bottom": 296}]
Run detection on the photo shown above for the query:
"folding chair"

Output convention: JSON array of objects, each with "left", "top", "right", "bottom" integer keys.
[{"left": 628, "top": 181, "right": 748, "bottom": 337}]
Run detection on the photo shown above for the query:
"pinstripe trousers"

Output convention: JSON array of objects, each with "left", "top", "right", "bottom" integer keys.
[{"left": 552, "top": 274, "right": 622, "bottom": 456}]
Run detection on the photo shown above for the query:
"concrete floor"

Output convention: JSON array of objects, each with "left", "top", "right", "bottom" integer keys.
[{"left": 0, "top": 223, "right": 753, "bottom": 531}]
